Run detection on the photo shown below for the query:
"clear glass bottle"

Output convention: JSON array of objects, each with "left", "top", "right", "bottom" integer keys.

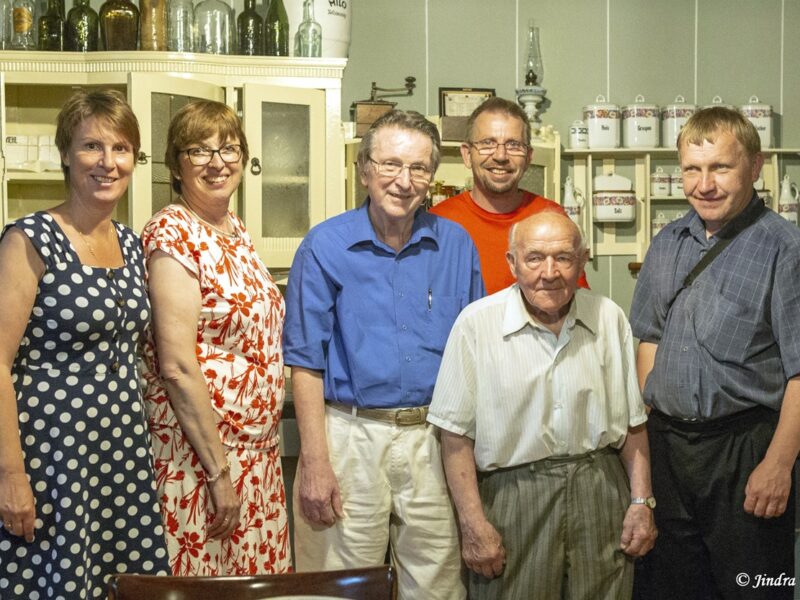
[
  {"left": 139, "top": 0, "right": 166, "bottom": 50},
  {"left": 99, "top": 0, "right": 138, "bottom": 50},
  {"left": 0, "top": 0, "right": 14, "bottom": 48},
  {"left": 263, "top": 0, "right": 287, "bottom": 56},
  {"left": 10, "top": 0, "right": 36, "bottom": 49},
  {"left": 167, "top": 0, "right": 193, "bottom": 52},
  {"left": 194, "top": 0, "right": 231, "bottom": 54},
  {"left": 293, "top": 0, "right": 320, "bottom": 57},
  {"left": 65, "top": 0, "right": 98, "bottom": 51},
  {"left": 37, "top": 0, "right": 63, "bottom": 50},
  {"left": 236, "top": 0, "right": 261, "bottom": 55}
]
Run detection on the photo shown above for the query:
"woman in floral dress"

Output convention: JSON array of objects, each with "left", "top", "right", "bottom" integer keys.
[{"left": 141, "top": 100, "right": 290, "bottom": 575}]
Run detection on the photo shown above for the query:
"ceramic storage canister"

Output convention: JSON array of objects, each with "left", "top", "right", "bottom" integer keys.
[
  {"left": 593, "top": 171, "right": 636, "bottom": 222},
  {"left": 622, "top": 95, "right": 659, "bottom": 148},
  {"left": 740, "top": 95, "right": 772, "bottom": 149},
  {"left": 660, "top": 95, "right": 695, "bottom": 149},
  {"left": 583, "top": 95, "right": 620, "bottom": 149}
]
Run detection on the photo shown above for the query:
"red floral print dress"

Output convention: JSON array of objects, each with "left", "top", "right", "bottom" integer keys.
[{"left": 141, "top": 204, "right": 290, "bottom": 576}]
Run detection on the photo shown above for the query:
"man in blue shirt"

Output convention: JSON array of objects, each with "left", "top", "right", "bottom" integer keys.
[
  {"left": 630, "top": 107, "right": 800, "bottom": 600},
  {"left": 283, "top": 110, "right": 484, "bottom": 600}
]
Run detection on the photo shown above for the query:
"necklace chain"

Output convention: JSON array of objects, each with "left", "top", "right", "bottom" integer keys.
[
  {"left": 77, "top": 224, "right": 113, "bottom": 261},
  {"left": 180, "top": 198, "right": 238, "bottom": 238}
]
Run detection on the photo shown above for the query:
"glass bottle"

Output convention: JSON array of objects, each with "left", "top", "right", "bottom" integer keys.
[
  {"left": 10, "top": 0, "right": 36, "bottom": 49},
  {"left": 167, "top": 0, "right": 193, "bottom": 52},
  {"left": 236, "top": 0, "right": 261, "bottom": 55},
  {"left": 37, "top": 0, "right": 64, "bottom": 50},
  {"left": 99, "top": 0, "right": 138, "bottom": 50},
  {"left": 65, "top": 0, "right": 98, "bottom": 51},
  {"left": 194, "top": 0, "right": 231, "bottom": 54},
  {"left": 139, "top": 0, "right": 166, "bottom": 50},
  {"left": 293, "top": 0, "right": 320, "bottom": 57},
  {"left": 0, "top": 0, "right": 14, "bottom": 48},
  {"left": 263, "top": 0, "right": 287, "bottom": 56}
]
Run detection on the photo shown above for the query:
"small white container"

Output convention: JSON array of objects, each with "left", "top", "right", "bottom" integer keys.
[
  {"left": 670, "top": 167, "right": 683, "bottom": 197},
  {"left": 622, "top": 95, "right": 659, "bottom": 148},
  {"left": 568, "top": 120, "right": 589, "bottom": 149},
  {"left": 740, "top": 95, "right": 772, "bottom": 149},
  {"left": 593, "top": 191, "right": 637, "bottom": 222},
  {"left": 651, "top": 211, "right": 669, "bottom": 237},
  {"left": 651, "top": 167, "right": 671, "bottom": 196},
  {"left": 583, "top": 95, "right": 620, "bottom": 149},
  {"left": 660, "top": 95, "right": 696, "bottom": 149}
]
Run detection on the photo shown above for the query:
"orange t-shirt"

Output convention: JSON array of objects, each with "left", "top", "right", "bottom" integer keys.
[{"left": 430, "top": 190, "right": 590, "bottom": 294}]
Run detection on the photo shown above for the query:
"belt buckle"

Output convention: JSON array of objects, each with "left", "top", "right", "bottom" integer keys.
[{"left": 395, "top": 407, "right": 425, "bottom": 426}]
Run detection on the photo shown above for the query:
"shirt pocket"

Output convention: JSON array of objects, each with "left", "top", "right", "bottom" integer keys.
[
  {"left": 419, "top": 294, "right": 465, "bottom": 354},
  {"left": 694, "top": 291, "right": 763, "bottom": 364}
]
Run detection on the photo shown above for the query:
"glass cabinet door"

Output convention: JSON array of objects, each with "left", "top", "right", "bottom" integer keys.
[
  {"left": 128, "top": 73, "right": 225, "bottom": 233},
  {"left": 241, "top": 83, "right": 325, "bottom": 269}
]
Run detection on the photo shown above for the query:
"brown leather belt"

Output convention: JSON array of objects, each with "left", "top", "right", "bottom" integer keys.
[{"left": 326, "top": 400, "right": 429, "bottom": 426}]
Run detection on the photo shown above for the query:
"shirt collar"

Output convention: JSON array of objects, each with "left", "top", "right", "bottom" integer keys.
[
  {"left": 679, "top": 191, "right": 762, "bottom": 243},
  {"left": 501, "top": 285, "right": 597, "bottom": 337},
  {"left": 348, "top": 199, "right": 438, "bottom": 251}
]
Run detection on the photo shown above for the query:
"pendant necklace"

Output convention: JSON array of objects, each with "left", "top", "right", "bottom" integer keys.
[{"left": 180, "top": 197, "right": 239, "bottom": 238}]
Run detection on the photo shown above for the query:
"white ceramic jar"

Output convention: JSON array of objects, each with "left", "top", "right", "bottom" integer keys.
[
  {"left": 568, "top": 120, "right": 589, "bottom": 149},
  {"left": 593, "top": 191, "right": 637, "bottom": 222},
  {"left": 670, "top": 167, "right": 683, "bottom": 197},
  {"left": 651, "top": 211, "right": 669, "bottom": 237},
  {"left": 583, "top": 95, "right": 620, "bottom": 149},
  {"left": 622, "top": 95, "right": 659, "bottom": 148},
  {"left": 651, "top": 167, "right": 671, "bottom": 197},
  {"left": 740, "top": 95, "right": 772, "bottom": 149},
  {"left": 660, "top": 95, "right": 696, "bottom": 149}
]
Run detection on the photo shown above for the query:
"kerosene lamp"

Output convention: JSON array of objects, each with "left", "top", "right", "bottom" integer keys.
[{"left": 516, "top": 20, "right": 547, "bottom": 131}]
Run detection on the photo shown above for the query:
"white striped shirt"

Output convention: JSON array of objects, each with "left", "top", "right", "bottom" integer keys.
[{"left": 428, "top": 286, "right": 647, "bottom": 471}]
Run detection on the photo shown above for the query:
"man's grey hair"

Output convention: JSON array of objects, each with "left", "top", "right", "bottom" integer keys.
[
  {"left": 357, "top": 110, "right": 442, "bottom": 176},
  {"left": 508, "top": 213, "right": 588, "bottom": 252}
]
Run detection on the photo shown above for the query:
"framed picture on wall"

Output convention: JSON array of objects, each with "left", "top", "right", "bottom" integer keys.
[{"left": 439, "top": 87, "right": 495, "bottom": 117}]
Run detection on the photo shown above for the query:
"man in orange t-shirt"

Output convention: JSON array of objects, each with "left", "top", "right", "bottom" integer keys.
[{"left": 430, "top": 97, "right": 589, "bottom": 294}]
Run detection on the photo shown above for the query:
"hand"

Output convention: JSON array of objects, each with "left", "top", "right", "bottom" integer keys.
[
  {"left": 744, "top": 458, "right": 792, "bottom": 518},
  {"left": 460, "top": 516, "right": 506, "bottom": 579},
  {"left": 206, "top": 474, "right": 241, "bottom": 539},
  {"left": 620, "top": 504, "right": 657, "bottom": 557},
  {"left": 0, "top": 471, "right": 36, "bottom": 542},
  {"left": 298, "top": 456, "right": 344, "bottom": 527}
]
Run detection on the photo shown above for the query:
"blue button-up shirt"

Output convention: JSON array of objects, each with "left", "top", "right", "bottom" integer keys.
[
  {"left": 283, "top": 201, "right": 485, "bottom": 408},
  {"left": 630, "top": 195, "right": 800, "bottom": 419}
]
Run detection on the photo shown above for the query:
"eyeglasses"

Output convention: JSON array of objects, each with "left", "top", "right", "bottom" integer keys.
[
  {"left": 182, "top": 144, "right": 243, "bottom": 166},
  {"left": 469, "top": 139, "right": 529, "bottom": 156},
  {"left": 368, "top": 157, "right": 433, "bottom": 183}
]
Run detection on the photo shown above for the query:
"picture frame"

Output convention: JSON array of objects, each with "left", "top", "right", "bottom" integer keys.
[{"left": 438, "top": 87, "right": 495, "bottom": 117}]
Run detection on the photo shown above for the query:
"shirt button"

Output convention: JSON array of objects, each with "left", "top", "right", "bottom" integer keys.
[
  {"left": 106, "top": 269, "right": 114, "bottom": 279},
  {"left": 401, "top": 324, "right": 408, "bottom": 331},
  {"left": 398, "top": 291, "right": 404, "bottom": 298},
  {"left": 116, "top": 297, "right": 124, "bottom": 307},
  {"left": 682, "top": 346, "right": 688, "bottom": 352},
  {"left": 405, "top": 356, "right": 411, "bottom": 362},
  {"left": 111, "top": 361, "right": 120, "bottom": 372}
]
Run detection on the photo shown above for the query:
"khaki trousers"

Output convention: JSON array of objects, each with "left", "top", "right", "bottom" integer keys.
[{"left": 293, "top": 405, "right": 465, "bottom": 600}]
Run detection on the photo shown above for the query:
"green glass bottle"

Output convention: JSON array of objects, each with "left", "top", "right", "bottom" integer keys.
[
  {"left": 263, "top": 0, "right": 288, "bottom": 56},
  {"left": 38, "top": 0, "right": 64, "bottom": 50},
  {"left": 236, "top": 0, "right": 262, "bottom": 55},
  {"left": 65, "top": 0, "right": 98, "bottom": 51},
  {"left": 99, "top": 0, "right": 139, "bottom": 51}
]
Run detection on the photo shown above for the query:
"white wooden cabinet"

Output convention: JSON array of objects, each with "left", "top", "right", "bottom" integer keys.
[
  {"left": 0, "top": 51, "right": 347, "bottom": 268},
  {"left": 564, "top": 147, "right": 800, "bottom": 265}
]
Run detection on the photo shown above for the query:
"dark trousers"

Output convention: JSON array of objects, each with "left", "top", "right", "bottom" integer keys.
[{"left": 634, "top": 406, "right": 795, "bottom": 600}]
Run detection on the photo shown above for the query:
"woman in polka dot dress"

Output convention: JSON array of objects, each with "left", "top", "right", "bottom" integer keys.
[
  {"left": 0, "top": 90, "right": 170, "bottom": 599},
  {"left": 141, "top": 100, "right": 290, "bottom": 575}
]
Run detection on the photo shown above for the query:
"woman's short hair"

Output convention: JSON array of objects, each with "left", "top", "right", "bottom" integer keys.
[
  {"left": 55, "top": 89, "right": 141, "bottom": 183},
  {"left": 165, "top": 100, "right": 250, "bottom": 195},
  {"left": 677, "top": 106, "right": 761, "bottom": 157},
  {"left": 356, "top": 110, "right": 441, "bottom": 178}
]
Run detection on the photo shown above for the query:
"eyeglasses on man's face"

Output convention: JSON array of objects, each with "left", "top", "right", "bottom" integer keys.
[
  {"left": 182, "top": 144, "right": 243, "bottom": 166},
  {"left": 368, "top": 157, "right": 433, "bottom": 183},
  {"left": 469, "top": 139, "right": 529, "bottom": 156}
]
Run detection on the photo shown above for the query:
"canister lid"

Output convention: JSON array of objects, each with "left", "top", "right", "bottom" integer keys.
[
  {"left": 583, "top": 94, "right": 619, "bottom": 111},
  {"left": 623, "top": 94, "right": 658, "bottom": 111},
  {"left": 661, "top": 94, "right": 696, "bottom": 112},
  {"left": 701, "top": 95, "right": 735, "bottom": 110}
]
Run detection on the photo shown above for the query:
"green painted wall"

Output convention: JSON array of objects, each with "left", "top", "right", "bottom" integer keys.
[{"left": 342, "top": 0, "right": 800, "bottom": 313}]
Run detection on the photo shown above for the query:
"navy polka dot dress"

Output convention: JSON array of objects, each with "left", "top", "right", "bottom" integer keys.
[{"left": 0, "top": 212, "right": 169, "bottom": 599}]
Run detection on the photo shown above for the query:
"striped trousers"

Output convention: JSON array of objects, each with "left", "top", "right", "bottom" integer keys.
[{"left": 471, "top": 447, "right": 633, "bottom": 600}]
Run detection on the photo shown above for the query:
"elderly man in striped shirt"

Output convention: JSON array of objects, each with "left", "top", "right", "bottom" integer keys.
[{"left": 428, "top": 212, "right": 657, "bottom": 600}]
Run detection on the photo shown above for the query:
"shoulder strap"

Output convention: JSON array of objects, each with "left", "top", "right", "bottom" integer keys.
[{"left": 682, "top": 199, "right": 766, "bottom": 287}]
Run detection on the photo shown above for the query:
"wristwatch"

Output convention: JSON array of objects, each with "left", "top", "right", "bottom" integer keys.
[{"left": 631, "top": 496, "right": 657, "bottom": 509}]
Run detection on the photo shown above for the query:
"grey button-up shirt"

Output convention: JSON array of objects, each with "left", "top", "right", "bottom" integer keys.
[{"left": 630, "top": 195, "right": 800, "bottom": 419}]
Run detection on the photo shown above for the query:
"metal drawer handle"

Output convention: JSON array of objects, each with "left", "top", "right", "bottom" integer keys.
[{"left": 250, "top": 158, "right": 262, "bottom": 175}]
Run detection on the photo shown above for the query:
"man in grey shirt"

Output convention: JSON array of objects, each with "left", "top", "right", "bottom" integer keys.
[{"left": 630, "top": 106, "right": 800, "bottom": 600}]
